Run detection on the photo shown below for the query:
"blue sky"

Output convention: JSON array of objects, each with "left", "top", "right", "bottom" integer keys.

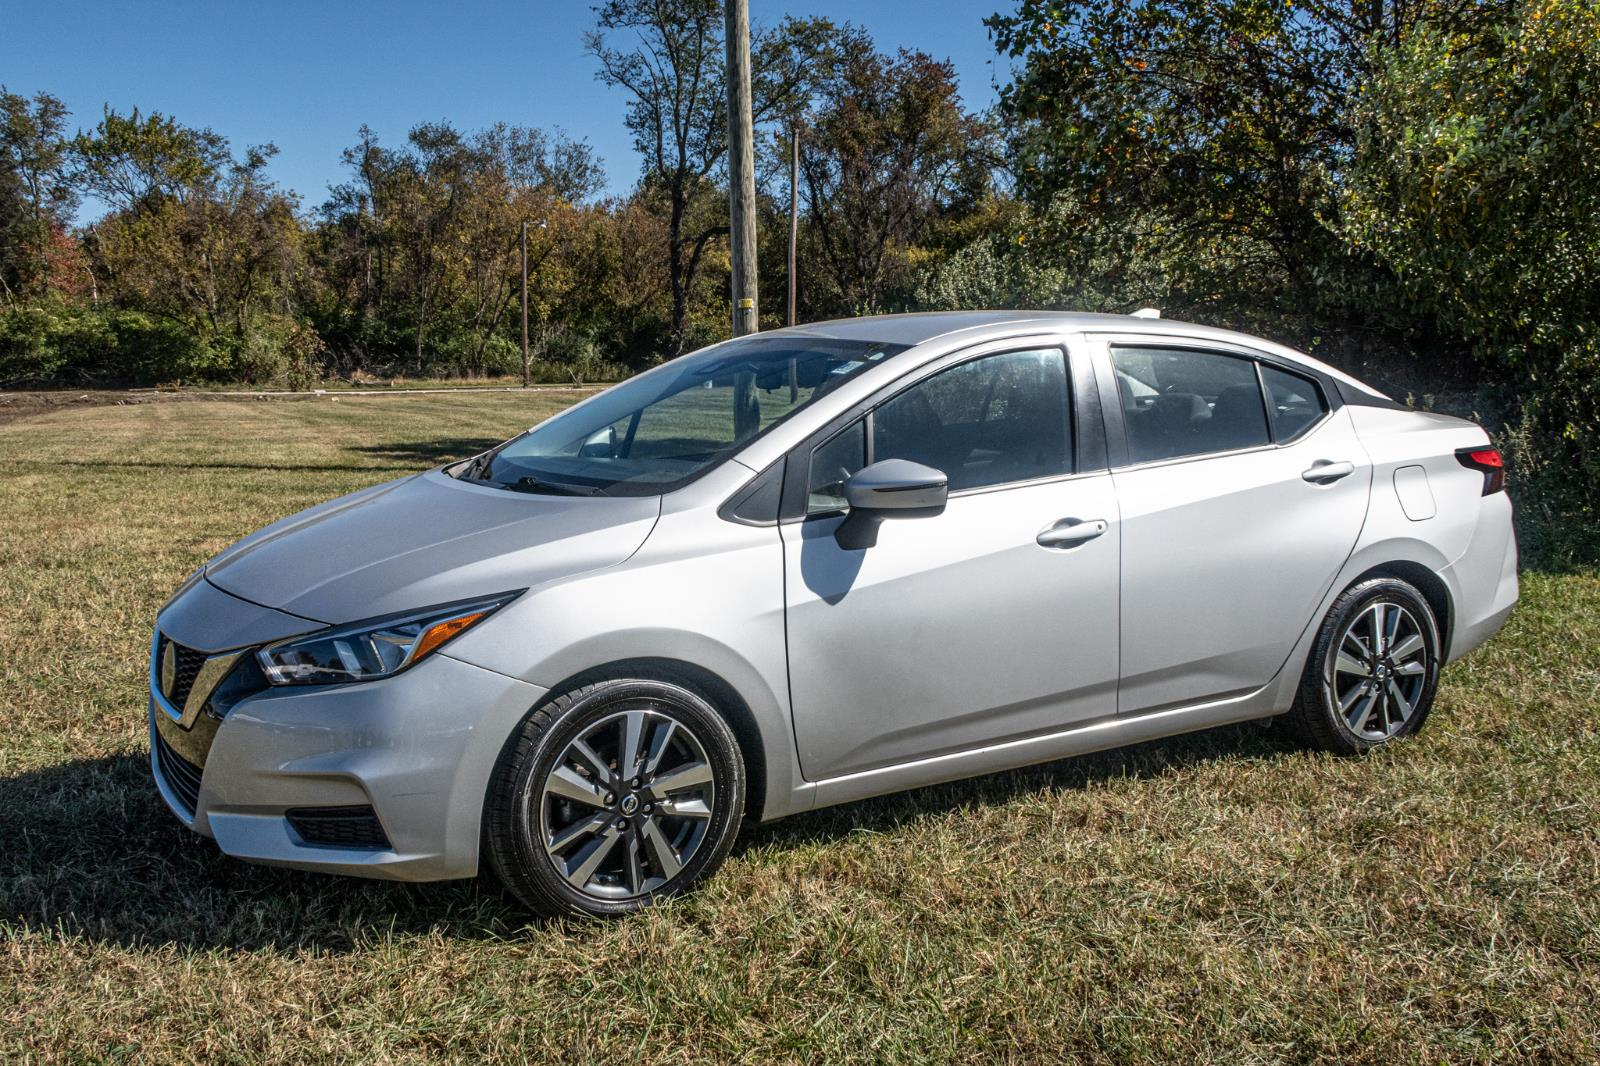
[{"left": 2, "top": 0, "right": 1013, "bottom": 216}]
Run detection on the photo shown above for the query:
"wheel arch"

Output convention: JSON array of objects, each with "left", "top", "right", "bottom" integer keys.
[
  {"left": 512, "top": 657, "right": 772, "bottom": 823},
  {"left": 1269, "top": 541, "right": 1458, "bottom": 713},
  {"left": 1344, "top": 559, "right": 1454, "bottom": 655}
]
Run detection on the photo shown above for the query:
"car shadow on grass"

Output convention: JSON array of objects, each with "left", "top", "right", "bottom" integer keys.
[
  {"left": 739, "top": 719, "right": 1294, "bottom": 856},
  {"left": 0, "top": 754, "right": 524, "bottom": 952},
  {"left": 0, "top": 721, "right": 1294, "bottom": 952}
]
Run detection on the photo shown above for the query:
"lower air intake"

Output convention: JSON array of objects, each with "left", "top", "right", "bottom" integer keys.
[
  {"left": 286, "top": 806, "right": 391, "bottom": 849},
  {"left": 153, "top": 730, "right": 203, "bottom": 814}
]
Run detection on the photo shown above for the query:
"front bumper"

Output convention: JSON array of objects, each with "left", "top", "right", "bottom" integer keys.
[{"left": 151, "top": 650, "right": 546, "bottom": 881}]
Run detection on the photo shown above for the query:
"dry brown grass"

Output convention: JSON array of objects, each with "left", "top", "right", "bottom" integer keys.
[{"left": 1, "top": 393, "right": 1597, "bottom": 1063}]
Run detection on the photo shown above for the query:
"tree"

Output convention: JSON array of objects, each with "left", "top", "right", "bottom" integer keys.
[
  {"left": 71, "top": 107, "right": 232, "bottom": 213},
  {"left": 316, "top": 122, "right": 604, "bottom": 373},
  {"left": 0, "top": 88, "right": 76, "bottom": 300},
  {"left": 586, "top": 0, "right": 841, "bottom": 355},
  {"left": 986, "top": 0, "right": 1497, "bottom": 326},
  {"left": 795, "top": 40, "right": 990, "bottom": 314},
  {"left": 1343, "top": 0, "right": 1600, "bottom": 373},
  {"left": 74, "top": 109, "right": 301, "bottom": 359},
  {"left": 1342, "top": 0, "right": 1600, "bottom": 555}
]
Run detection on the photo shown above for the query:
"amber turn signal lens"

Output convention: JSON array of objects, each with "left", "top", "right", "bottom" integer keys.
[{"left": 412, "top": 610, "right": 489, "bottom": 663}]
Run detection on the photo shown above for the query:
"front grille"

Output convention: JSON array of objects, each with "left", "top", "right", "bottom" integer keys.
[
  {"left": 162, "top": 637, "right": 209, "bottom": 711},
  {"left": 287, "top": 806, "right": 392, "bottom": 849},
  {"left": 153, "top": 729, "right": 203, "bottom": 814}
]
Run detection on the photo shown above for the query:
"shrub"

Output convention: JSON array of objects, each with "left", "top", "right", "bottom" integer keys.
[
  {"left": 280, "top": 321, "right": 326, "bottom": 391},
  {"left": 0, "top": 305, "right": 65, "bottom": 383},
  {"left": 101, "top": 311, "right": 223, "bottom": 383},
  {"left": 0, "top": 303, "right": 219, "bottom": 385},
  {"left": 225, "top": 316, "right": 329, "bottom": 389},
  {"left": 231, "top": 327, "right": 287, "bottom": 385},
  {"left": 539, "top": 324, "right": 625, "bottom": 383}
]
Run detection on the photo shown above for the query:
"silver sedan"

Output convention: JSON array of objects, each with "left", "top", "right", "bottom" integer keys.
[{"left": 149, "top": 311, "right": 1519, "bottom": 916}]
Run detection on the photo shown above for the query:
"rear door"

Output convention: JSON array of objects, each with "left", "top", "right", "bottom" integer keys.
[
  {"left": 781, "top": 339, "right": 1122, "bottom": 781},
  {"left": 1092, "top": 335, "right": 1371, "bottom": 714}
]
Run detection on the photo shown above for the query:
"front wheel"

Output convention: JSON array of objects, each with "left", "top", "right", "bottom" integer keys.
[
  {"left": 1285, "top": 577, "right": 1442, "bottom": 754},
  {"left": 483, "top": 679, "right": 746, "bottom": 918}
]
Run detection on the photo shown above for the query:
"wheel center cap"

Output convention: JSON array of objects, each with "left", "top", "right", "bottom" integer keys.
[{"left": 619, "top": 794, "right": 639, "bottom": 815}]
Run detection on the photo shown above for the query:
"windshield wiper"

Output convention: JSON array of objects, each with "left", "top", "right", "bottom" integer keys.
[
  {"left": 458, "top": 451, "right": 495, "bottom": 481},
  {"left": 457, "top": 430, "right": 532, "bottom": 482},
  {"left": 503, "top": 475, "right": 606, "bottom": 497}
]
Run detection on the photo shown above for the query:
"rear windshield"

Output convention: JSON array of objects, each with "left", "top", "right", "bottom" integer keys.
[{"left": 464, "top": 335, "right": 908, "bottom": 497}]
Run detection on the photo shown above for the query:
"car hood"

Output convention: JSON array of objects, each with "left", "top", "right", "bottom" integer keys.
[{"left": 204, "top": 470, "right": 662, "bottom": 623}]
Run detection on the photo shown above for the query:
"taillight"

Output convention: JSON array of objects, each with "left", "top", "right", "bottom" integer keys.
[{"left": 1456, "top": 446, "right": 1506, "bottom": 495}]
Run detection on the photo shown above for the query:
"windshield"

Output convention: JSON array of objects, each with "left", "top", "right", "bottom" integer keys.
[{"left": 465, "top": 335, "right": 909, "bottom": 496}]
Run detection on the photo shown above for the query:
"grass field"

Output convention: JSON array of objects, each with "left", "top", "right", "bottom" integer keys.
[{"left": 1, "top": 392, "right": 1597, "bottom": 1063}]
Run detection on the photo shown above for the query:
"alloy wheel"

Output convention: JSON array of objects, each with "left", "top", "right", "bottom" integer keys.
[
  {"left": 532, "top": 707, "right": 716, "bottom": 900},
  {"left": 1327, "top": 599, "right": 1431, "bottom": 742}
]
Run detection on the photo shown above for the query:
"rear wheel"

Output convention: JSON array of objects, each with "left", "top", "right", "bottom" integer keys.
[
  {"left": 484, "top": 679, "right": 745, "bottom": 917},
  {"left": 1286, "top": 577, "right": 1442, "bottom": 754}
]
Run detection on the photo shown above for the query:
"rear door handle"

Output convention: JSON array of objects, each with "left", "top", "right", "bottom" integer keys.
[
  {"left": 1302, "top": 460, "right": 1355, "bottom": 484},
  {"left": 1037, "top": 518, "right": 1108, "bottom": 549}
]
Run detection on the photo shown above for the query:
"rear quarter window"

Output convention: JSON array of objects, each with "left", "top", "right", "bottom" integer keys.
[{"left": 1260, "top": 364, "right": 1329, "bottom": 443}]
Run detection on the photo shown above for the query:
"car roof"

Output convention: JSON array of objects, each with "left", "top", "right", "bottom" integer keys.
[{"left": 774, "top": 311, "right": 1391, "bottom": 401}]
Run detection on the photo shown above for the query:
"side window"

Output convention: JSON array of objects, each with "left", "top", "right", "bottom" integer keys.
[
  {"left": 806, "top": 419, "right": 865, "bottom": 514},
  {"left": 872, "top": 348, "right": 1072, "bottom": 492},
  {"left": 1110, "top": 346, "right": 1270, "bottom": 463},
  {"left": 1260, "top": 364, "right": 1328, "bottom": 443}
]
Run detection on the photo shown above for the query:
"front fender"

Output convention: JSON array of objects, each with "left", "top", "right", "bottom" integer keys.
[{"left": 443, "top": 512, "right": 811, "bottom": 822}]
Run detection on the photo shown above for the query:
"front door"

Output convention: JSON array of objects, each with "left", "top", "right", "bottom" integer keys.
[{"left": 782, "top": 345, "right": 1122, "bottom": 782}]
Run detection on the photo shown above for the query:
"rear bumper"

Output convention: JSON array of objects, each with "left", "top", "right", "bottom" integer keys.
[
  {"left": 151, "top": 652, "right": 546, "bottom": 881},
  {"left": 1441, "top": 491, "right": 1520, "bottom": 663}
]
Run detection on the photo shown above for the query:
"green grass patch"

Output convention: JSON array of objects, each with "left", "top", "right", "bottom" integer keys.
[{"left": 1, "top": 394, "right": 1596, "bottom": 1062}]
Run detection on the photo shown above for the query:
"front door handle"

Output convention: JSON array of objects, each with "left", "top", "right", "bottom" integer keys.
[
  {"left": 1302, "top": 460, "right": 1355, "bottom": 484},
  {"left": 1037, "top": 518, "right": 1108, "bottom": 549}
]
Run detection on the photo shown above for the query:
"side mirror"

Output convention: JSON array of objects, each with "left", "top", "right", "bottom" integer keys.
[
  {"left": 835, "top": 459, "right": 948, "bottom": 550},
  {"left": 579, "top": 425, "right": 616, "bottom": 458}
]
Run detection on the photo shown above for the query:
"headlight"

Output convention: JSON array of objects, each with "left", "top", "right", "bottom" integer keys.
[{"left": 256, "top": 593, "right": 520, "bottom": 686}]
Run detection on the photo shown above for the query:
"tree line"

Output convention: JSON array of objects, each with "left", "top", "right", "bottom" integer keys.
[
  {"left": 3, "top": 0, "right": 1597, "bottom": 557},
  {"left": 1, "top": 4, "right": 989, "bottom": 387}
]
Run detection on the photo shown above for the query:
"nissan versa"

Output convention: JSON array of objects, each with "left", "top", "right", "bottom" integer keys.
[{"left": 149, "top": 311, "right": 1519, "bottom": 916}]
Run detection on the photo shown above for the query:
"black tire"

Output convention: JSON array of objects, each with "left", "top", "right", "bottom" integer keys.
[
  {"left": 483, "top": 678, "right": 745, "bottom": 918},
  {"left": 1284, "top": 577, "right": 1443, "bottom": 755}
]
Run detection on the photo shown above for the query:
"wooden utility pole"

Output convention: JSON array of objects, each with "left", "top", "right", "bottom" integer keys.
[
  {"left": 725, "top": 0, "right": 758, "bottom": 337},
  {"left": 787, "top": 127, "right": 799, "bottom": 328},
  {"left": 519, "top": 219, "right": 530, "bottom": 388}
]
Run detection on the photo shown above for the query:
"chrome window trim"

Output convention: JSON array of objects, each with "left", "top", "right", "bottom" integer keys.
[
  {"left": 1105, "top": 424, "right": 1331, "bottom": 475},
  {"left": 944, "top": 466, "right": 1108, "bottom": 501},
  {"left": 1088, "top": 333, "right": 1335, "bottom": 473}
]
